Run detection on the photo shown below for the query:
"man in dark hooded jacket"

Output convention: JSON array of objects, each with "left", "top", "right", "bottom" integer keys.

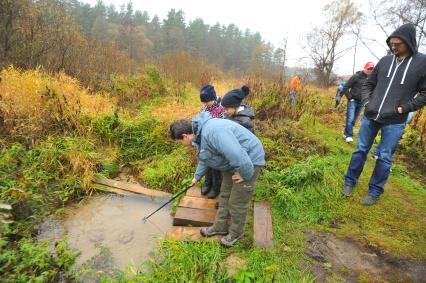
[{"left": 342, "top": 23, "right": 426, "bottom": 205}]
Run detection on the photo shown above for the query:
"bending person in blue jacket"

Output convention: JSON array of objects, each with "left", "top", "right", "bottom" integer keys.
[{"left": 170, "top": 112, "right": 265, "bottom": 247}]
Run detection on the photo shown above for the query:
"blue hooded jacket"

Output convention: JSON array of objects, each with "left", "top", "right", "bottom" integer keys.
[{"left": 192, "top": 112, "right": 265, "bottom": 181}]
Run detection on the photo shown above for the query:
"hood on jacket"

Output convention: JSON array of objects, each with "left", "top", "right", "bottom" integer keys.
[
  {"left": 237, "top": 105, "right": 255, "bottom": 118},
  {"left": 191, "top": 112, "right": 212, "bottom": 144},
  {"left": 386, "top": 23, "right": 417, "bottom": 55}
]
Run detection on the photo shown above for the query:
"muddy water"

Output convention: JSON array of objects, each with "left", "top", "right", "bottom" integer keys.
[{"left": 39, "top": 193, "right": 173, "bottom": 270}]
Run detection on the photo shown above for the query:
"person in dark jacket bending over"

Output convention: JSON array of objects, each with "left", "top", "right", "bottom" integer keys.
[
  {"left": 342, "top": 23, "right": 426, "bottom": 205},
  {"left": 221, "top": 85, "right": 255, "bottom": 133},
  {"left": 342, "top": 62, "right": 375, "bottom": 143},
  {"left": 170, "top": 112, "right": 265, "bottom": 247}
]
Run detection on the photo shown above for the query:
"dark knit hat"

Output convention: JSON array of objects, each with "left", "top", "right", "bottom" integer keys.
[
  {"left": 221, "top": 85, "right": 250, "bottom": 108},
  {"left": 200, "top": 84, "right": 217, "bottom": 102}
]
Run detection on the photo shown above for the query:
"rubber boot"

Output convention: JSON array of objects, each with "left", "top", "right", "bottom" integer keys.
[
  {"left": 201, "top": 168, "right": 212, "bottom": 195},
  {"left": 207, "top": 169, "right": 222, "bottom": 199}
]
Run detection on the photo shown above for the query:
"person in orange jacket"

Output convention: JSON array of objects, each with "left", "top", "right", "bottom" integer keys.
[{"left": 289, "top": 75, "right": 301, "bottom": 105}]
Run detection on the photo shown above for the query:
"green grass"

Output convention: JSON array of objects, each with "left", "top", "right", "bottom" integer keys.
[
  {"left": 104, "top": 86, "right": 425, "bottom": 282},
  {"left": 0, "top": 137, "right": 96, "bottom": 282},
  {"left": 139, "top": 147, "right": 195, "bottom": 193},
  {"left": 103, "top": 240, "right": 229, "bottom": 282},
  {"left": 94, "top": 88, "right": 426, "bottom": 281},
  {"left": 1, "top": 81, "right": 424, "bottom": 282}
]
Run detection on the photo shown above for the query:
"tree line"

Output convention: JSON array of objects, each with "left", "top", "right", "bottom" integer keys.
[
  {"left": 0, "top": 0, "right": 286, "bottom": 88},
  {"left": 1, "top": 0, "right": 425, "bottom": 88}
]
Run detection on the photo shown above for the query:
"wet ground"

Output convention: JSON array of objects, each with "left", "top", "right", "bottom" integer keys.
[
  {"left": 304, "top": 230, "right": 426, "bottom": 282},
  {"left": 39, "top": 193, "right": 173, "bottom": 271}
]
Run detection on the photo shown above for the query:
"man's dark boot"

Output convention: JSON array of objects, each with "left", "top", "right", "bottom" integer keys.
[
  {"left": 342, "top": 184, "right": 354, "bottom": 197},
  {"left": 201, "top": 168, "right": 212, "bottom": 195},
  {"left": 360, "top": 195, "right": 379, "bottom": 205},
  {"left": 207, "top": 169, "right": 221, "bottom": 199}
]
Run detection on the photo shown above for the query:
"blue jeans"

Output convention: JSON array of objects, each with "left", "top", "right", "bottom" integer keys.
[
  {"left": 373, "top": 112, "right": 414, "bottom": 157},
  {"left": 290, "top": 91, "right": 297, "bottom": 105},
  {"left": 344, "top": 100, "right": 363, "bottom": 137},
  {"left": 345, "top": 116, "right": 405, "bottom": 197}
]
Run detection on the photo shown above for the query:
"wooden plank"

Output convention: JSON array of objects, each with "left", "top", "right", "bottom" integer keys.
[
  {"left": 185, "top": 186, "right": 218, "bottom": 199},
  {"left": 166, "top": 227, "right": 221, "bottom": 241},
  {"left": 185, "top": 186, "right": 204, "bottom": 198},
  {"left": 94, "top": 184, "right": 137, "bottom": 196},
  {"left": 94, "top": 177, "right": 171, "bottom": 197},
  {"left": 178, "top": 196, "right": 217, "bottom": 210},
  {"left": 173, "top": 207, "right": 216, "bottom": 226},
  {"left": 253, "top": 201, "right": 274, "bottom": 249}
]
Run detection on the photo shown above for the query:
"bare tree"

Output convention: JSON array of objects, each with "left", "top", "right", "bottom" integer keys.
[
  {"left": 369, "top": 0, "right": 426, "bottom": 51},
  {"left": 272, "top": 34, "right": 288, "bottom": 80},
  {"left": 304, "top": 0, "right": 362, "bottom": 86}
]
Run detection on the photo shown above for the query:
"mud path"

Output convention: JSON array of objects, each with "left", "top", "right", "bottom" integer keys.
[{"left": 305, "top": 230, "right": 426, "bottom": 282}]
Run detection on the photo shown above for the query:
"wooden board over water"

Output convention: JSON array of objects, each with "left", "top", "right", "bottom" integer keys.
[
  {"left": 172, "top": 186, "right": 218, "bottom": 226},
  {"left": 185, "top": 186, "right": 206, "bottom": 198},
  {"left": 94, "top": 177, "right": 171, "bottom": 197},
  {"left": 173, "top": 207, "right": 216, "bottom": 226},
  {"left": 179, "top": 196, "right": 217, "bottom": 210},
  {"left": 94, "top": 184, "right": 137, "bottom": 196},
  {"left": 253, "top": 201, "right": 274, "bottom": 249}
]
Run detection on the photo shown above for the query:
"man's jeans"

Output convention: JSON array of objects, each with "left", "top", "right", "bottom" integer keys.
[
  {"left": 344, "top": 100, "right": 363, "bottom": 137},
  {"left": 373, "top": 112, "right": 414, "bottom": 157},
  {"left": 345, "top": 116, "right": 405, "bottom": 197}
]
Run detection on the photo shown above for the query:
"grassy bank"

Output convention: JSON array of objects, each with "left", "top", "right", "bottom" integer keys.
[{"left": 1, "top": 68, "right": 425, "bottom": 282}]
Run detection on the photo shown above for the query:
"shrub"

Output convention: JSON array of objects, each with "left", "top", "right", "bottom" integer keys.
[
  {"left": 110, "top": 65, "right": 167, "bottom": 108},
  {"left": 0, "top": 137, "right": 97, "bottom": 213},
  {"left": 0, "top": 237, "right": 78, "bottom": 283},
  {"left": 0, "top": 67, "right": 113, "bottom": 144},
  {"left": 139, "top": 147, "right": 195, "bottom": 192},
  {"left": 117, "top": 119, "right": 174, "bottom": 162}
]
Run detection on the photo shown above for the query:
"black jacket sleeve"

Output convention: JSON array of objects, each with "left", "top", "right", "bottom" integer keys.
[{"left": 343, "top": 75, "right": 356, "bottom": 100}]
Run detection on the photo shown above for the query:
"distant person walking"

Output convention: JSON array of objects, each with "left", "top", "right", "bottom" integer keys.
[
  {"left": 342, "top": 62, "right": 375, "bottom": 143},
  {"left": 342, "top": 23, "right": 426, "bottom": 205},
  {"left": 289, "top": 75, "right": 301, "bottom": 105},
  {"left": 334, "top": 81, "right": 346, "bottom": 108}
]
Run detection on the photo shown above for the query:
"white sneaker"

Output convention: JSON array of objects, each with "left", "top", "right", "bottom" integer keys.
[{"left": 345, "top": 137, "right": 353, "bottom": 143}]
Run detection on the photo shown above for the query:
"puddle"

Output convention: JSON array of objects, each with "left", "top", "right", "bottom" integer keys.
[{"left": 39, "top": 193, "right": 173, "bottom": 270}]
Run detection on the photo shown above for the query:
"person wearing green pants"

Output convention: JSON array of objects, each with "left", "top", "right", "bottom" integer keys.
[
  {"left": 211, "top": 166, "right": 262, "bottom": 244},
  {"left": 169, "top": 112, "right": 265, "bottom": 247}
]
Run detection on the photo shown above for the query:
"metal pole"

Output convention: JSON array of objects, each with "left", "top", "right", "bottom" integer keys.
[{"left": 142, "top": 184, "right": 194, "bottom": 222}]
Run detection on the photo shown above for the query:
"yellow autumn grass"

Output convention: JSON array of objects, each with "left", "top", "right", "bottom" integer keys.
[
  {"left": 64, "top": 150, "right": 97, "bottom": 190},
  {"left": 147, "top": 80, "right": 246, "bottom": 123},
  {"left": 0, "top": 66, "right": 114, "bottom": 142}
]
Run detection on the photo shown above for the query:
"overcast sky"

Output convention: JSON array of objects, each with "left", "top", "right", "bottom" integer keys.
[{"left": 84, "top": 0, "right": 393, "bottom": 75}]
